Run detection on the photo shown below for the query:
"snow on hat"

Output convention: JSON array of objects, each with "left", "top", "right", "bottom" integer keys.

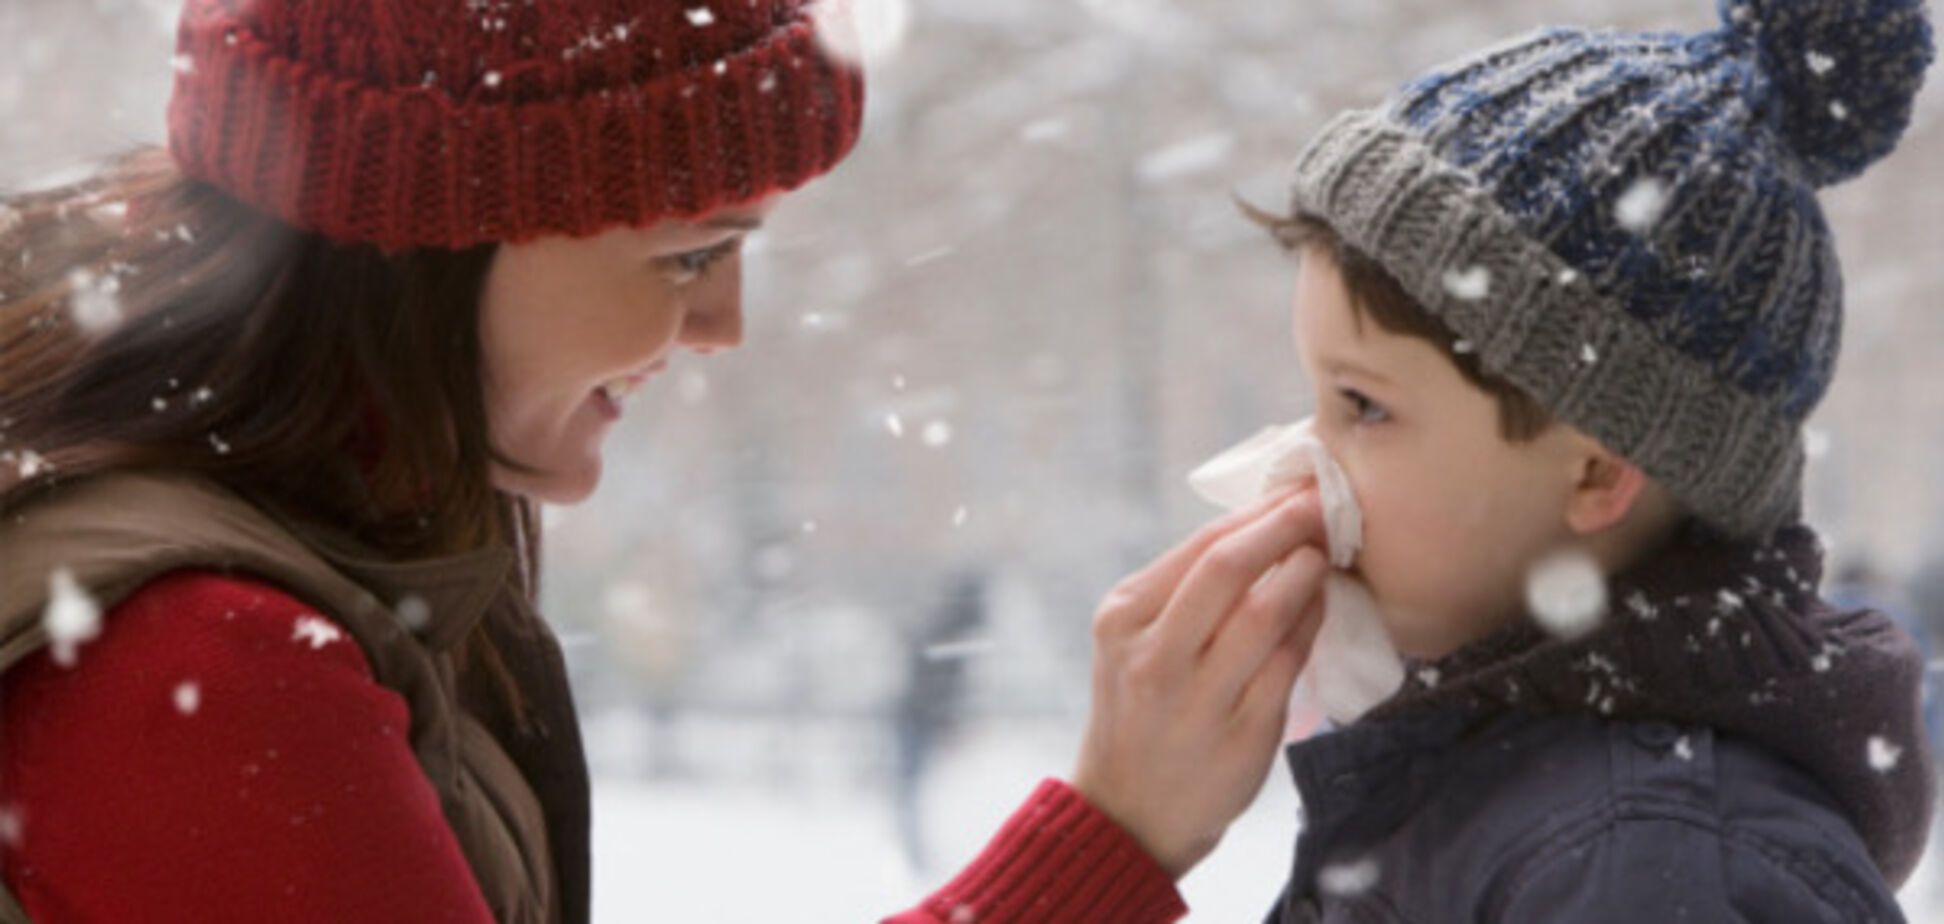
[
  {"left": 165, "top": 0, "right": 865, "bottom": 251},
  {"left": 1273, "top": 0, "right": 1934, "bottom": 539}
]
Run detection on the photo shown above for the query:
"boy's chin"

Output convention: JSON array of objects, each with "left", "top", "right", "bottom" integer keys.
[{"left": 1382, "top": 612, "right": 1515, "bottom": 662}]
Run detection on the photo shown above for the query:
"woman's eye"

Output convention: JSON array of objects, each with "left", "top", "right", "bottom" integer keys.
[
  {"left": 661, "top": 239, "right": 739, "bottom": 283},
  {"left": 1340, "top": 387, "right": 1391, "bottom": 424}
]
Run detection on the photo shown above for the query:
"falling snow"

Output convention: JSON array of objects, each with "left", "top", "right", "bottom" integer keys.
[
  {"left": 43, "top": 567, "right": 103, "bottom": 668},
  {"left": 15, "top": 449, "right": 49, "bottom": 479},
  {"left": 174, "top": 681, "right": 201, "bottom": 715},
  {"left": 1830, "top": 100, "right": 1850, "bottom": 121},
  {"left": 291, "top": 615, "right": 344, "bottom": 649},
  {"left": 921, "top": 420, "right": 953, "bottom": 447},
  {"left": 1136, "top": 132, "right": 1235, "bottom": 183},
  {"left": 686, "top": 7, "right": 716, "bottom": 27},
  {"left": 1867, "top": 736, "right": 1902, "bottom": 773},
  {"left": 67, "top": 268, "right": 124, "bottom": 333},
  {"left": 922, "top": 637, "right": 996, "bottom": 661},
  {"left": 809, "top": 0, "right": 913, "bottom": 69},
  {"left": 1318, "top": 857, "right": 1381, "bottom": 896},
  {"left": 1615, "top": 178, "right": 1668, "bottom": 233},
  {"left": 885, "top": 412, "right": 906, "bottom": 438},
  {"left": 396, "top": 595, "right": 432, "bottom": 632},
  {"left": 1805, "top": 50, "right": 1836, "bottom": 77},
  {"left": 1525, "top": 549, "right": 1607, "bottom": 639},
  {"left": 1673, "top": 735, "right": 1694, "bottom": 761},
  {"left": 1441, "top": 265, "right": 1493, "bottom": 301}
]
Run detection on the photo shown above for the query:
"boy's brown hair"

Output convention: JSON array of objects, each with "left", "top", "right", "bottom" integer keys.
[{"left": 1251, "top": 209, "right": 1552, "bottom": 442}]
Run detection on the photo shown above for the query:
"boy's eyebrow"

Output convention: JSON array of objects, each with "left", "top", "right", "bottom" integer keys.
[{"left": 1319, "top": 355, "right": 1396, "bottom": 386}]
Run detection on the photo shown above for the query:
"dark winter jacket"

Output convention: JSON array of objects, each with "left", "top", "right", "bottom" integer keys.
[{"left": 1268, "top": 523, "right": 1936, "bottom": 923}]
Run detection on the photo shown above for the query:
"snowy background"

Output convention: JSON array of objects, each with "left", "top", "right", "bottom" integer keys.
[{"left": 5, "top": 0, "right": 1942, "bottom": 919}]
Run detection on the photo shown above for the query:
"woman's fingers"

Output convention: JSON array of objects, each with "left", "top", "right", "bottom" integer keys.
[
  {"left": 1200, "top": 546, "right": 1328, "bottom": 712},
  {"left": 1235, "top": 594, "right": 1326, "bottom": 724},
  {"left": 1093, "top": 487, "right": 1299, "bottom": 637},
  {"left": 1146, "top": 492, "right": 1325, "bottom": 669}
]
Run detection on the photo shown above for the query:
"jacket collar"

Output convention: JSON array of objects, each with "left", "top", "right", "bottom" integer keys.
[
  {"left": 1299, "top": 520, "right": 1935, "bottom": 887},
  {"left": 251, "top": 498, "right": 518, "bottom": 653}
]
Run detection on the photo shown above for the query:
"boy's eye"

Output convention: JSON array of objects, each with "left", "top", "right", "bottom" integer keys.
[
  {"left": 1339, "top": 387, "right": 1391, "bottom": 425},
  {"left": 660, "top": 238, "right": 740, "bottom": 284}
]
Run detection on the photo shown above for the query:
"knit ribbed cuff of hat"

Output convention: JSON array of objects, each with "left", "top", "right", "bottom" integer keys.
[
  {"left": 1285, "top": 108, "right": 1804, "bottom": 539},
  {"left": 166, "top": 14, "right": 863, "bottom": 252}
]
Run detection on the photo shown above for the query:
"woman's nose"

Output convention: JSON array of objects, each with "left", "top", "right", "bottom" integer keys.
[{"left": 680, "top": 285, "right": 745, "bottom": 354}]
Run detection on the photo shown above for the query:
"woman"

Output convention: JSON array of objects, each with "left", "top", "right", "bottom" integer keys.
[{"left": 0, "top": 2, "right": 1328, "bottom": 922}]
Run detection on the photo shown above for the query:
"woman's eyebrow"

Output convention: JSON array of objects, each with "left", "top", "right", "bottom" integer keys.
[{"left": 701, "top": 215, "right": 765, "bottom": 232}]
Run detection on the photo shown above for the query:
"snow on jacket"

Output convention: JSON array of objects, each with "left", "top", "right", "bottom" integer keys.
[{"left": 1265, "top": 522, "right": 1935, "bottom": 923}]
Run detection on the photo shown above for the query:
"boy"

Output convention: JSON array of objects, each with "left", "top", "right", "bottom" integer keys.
[{"left": 1241, "top": 0, "right": 1937, "bottom": 919}]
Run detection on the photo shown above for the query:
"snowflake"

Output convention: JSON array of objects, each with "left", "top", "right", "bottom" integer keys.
[
  {"left": 1615, "top": 178, "right": 1668, "bottom": 233},
  {"left": 884, "top": 412, "right": 905, "bottom": 438},
  {"left": 1318, "top": 857, "right": 1381, "bottom": 896},
  {"left": 1829, "top": 100, "right": 1850, "bottom": 121},
  {"left": 174, "top": 681, "right": 202, "bottom": 715},
  {"left": 1441, "top": 265, "right": 1492, "bottom": 301},
  {"left": 687, "top": 6, "right": 716, "bottom": 27},
  {"left": 292, "top": 615, "right": 344, "bottom": 649},
  {"left": 1625, "top": 589, "right": 1659, "bottom": 621},
  {"left": 1867, "top": 736, "right": 1902, "bottom": 772},
  {"left": 43, "top": 567, "right": 103, "bottom": 668},
  {"left": 921, "top": 420, "right": 953, "bottom": 448},
  {"left": 1805, "top": 51, "right": 1836, "bottom": 76},
  {"left": 1525, "top": 549, "right": 1607, "bottom": 639},
  {"left": 1673, "top": 735, "right": 1694, "bottom": 761},
  {"left": 395, "top": 595, "right": 432, "bottom": 632},
  {"left": 16, "top": 449, "right": 49, "bottom": 479},
  {"left": 67, "top": 268, "right": 124, "bottom": 333}
]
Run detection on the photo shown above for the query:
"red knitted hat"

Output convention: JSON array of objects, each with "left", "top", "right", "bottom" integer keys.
[{"left": 165, "top": 0, "right": 865, "bottom": 251}]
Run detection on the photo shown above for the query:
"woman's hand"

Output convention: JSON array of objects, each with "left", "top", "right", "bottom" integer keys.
[{"left": 1072, "top": 488, "right": 1329, "bottom": 878}]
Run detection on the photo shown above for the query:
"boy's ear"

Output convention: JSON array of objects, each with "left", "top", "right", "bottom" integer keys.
[{"left": 1564, "top": 439, "right": 1651, "bottom": 536}]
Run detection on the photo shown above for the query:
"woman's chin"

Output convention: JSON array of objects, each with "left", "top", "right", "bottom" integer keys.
[{"left": 491, "top": 456, "right": 603, "bottom": 506}]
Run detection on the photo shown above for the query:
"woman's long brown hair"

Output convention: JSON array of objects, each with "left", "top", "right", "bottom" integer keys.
[{"left": 0, "top": 148, "right": 536, "bottom": 724}]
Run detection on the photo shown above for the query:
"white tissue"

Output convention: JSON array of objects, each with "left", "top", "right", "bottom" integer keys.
[{"left": 1187, "top": 418, "right": 1404, "bottom": 730}]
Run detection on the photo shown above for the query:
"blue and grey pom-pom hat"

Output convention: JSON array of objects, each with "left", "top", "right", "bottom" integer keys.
[{"left": 1273, "top": 0, "right": 1934, "bottom": 539}]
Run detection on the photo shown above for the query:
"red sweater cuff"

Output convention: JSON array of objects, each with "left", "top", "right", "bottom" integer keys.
[{"left": 889, "top": 778, "right": 1187, "bottom": 924}]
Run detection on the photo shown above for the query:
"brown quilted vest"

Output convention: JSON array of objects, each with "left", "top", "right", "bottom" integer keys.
[{"left": 0, "top": 471, "right": 590, "bottom": 923}]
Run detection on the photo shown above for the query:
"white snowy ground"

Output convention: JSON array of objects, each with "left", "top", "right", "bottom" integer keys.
[{"left": 591, "top": 721, "right": 1944, "bottom": 921}]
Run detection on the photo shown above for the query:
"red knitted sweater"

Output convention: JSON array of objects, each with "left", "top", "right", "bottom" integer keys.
[{"left": 0, "top": 570, "right": 1185, "bottom": 923}]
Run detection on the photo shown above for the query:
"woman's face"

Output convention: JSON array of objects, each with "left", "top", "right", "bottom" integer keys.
[{"left": 479, "top": 199, "right": 775, "bottom": 504}]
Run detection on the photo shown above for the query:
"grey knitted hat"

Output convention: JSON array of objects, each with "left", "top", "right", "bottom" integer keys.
[{"left": 1273, "top": 0, "right": 1934, "bottom": 539}]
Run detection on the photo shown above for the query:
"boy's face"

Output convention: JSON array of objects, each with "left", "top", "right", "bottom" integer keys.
[{"left": 1291, "top": 249, "right": 1585, "bottom": 660}]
